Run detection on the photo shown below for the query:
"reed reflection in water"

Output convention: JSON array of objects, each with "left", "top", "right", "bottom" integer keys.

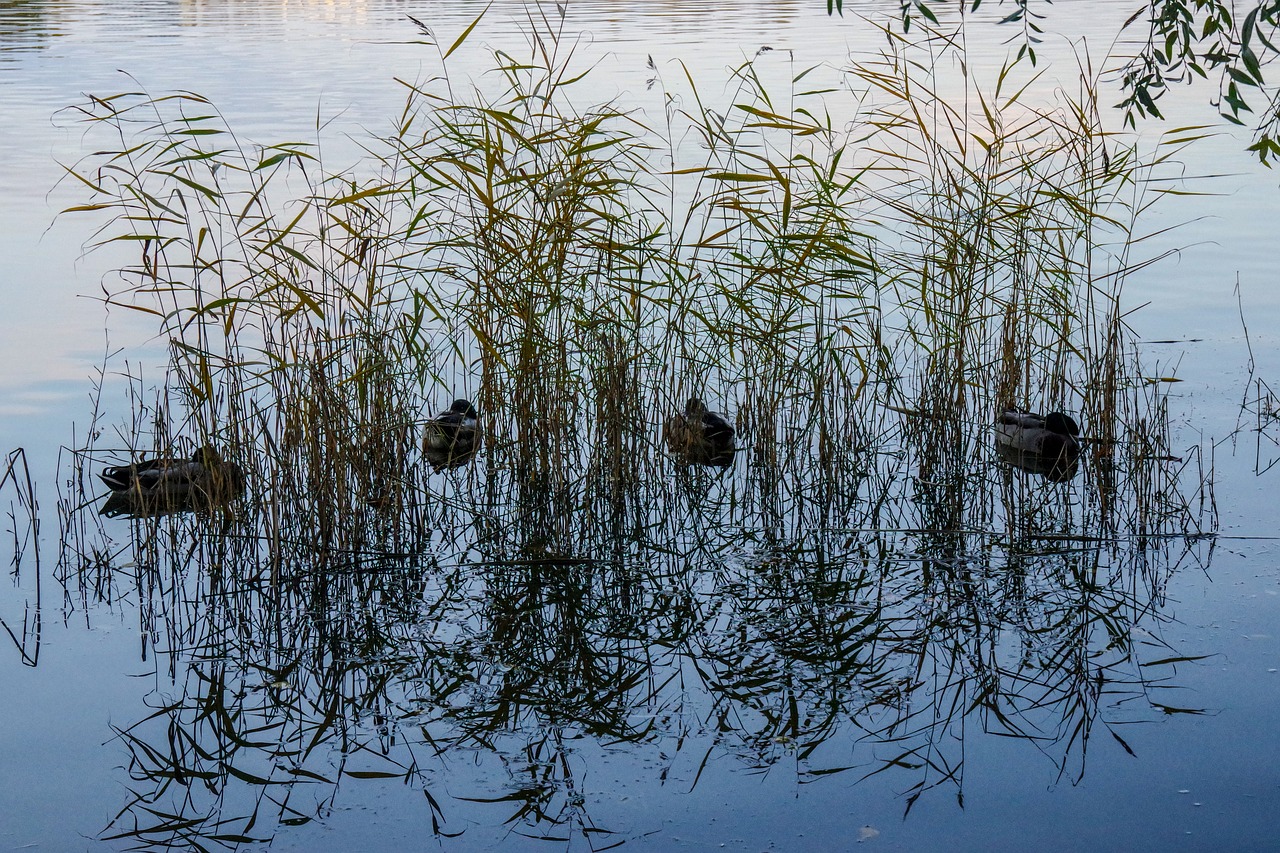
[{"left": 75, "top": 437, "right": 1210, "bottom": 849}]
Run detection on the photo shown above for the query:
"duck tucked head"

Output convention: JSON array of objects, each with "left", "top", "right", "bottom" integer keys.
[
  {"left": 449, "top": 399, "right": 478, "bottom": 420},
  {"left": 193, "top": 445, "right": 223, "bottom": 466},
  {"left": 685, "top": 397, "right": 709, "bottom": 417},
  {"left": 1043, "top": 411, "right": 1080, "bottom": 437},
  {"left": 202, "top": 446, "right": 244, "bottom": 485}
]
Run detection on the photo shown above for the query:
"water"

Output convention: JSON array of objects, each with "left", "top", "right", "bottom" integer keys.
[{"left": 2, "top": 2, "right": 1278, "bottom": 851}]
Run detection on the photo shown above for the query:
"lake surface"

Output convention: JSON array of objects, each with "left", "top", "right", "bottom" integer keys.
[{"left": 2, "top": 2, "right": 1278, "bottom": 851}]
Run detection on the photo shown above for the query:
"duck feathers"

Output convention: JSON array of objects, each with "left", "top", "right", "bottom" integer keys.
[
  {"left": 99, "top": 446, "right": 245, "bottom": 516},
  {"left": 424, "top": 399, "right": 480, "bottom": 470},
  {"left": 995, "top": 408, "right": 1081, "bottom": 481},
  {"left": 664, "top": 398, "right": 737, "bottom": 467}
]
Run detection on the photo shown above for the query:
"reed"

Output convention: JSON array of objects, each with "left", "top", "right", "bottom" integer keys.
[
  {"left": 0, "top": 448, "right": 40, "bottom": 666},
  {"left": 48, "top": 10, "right": 1218, "bottom": 847}
]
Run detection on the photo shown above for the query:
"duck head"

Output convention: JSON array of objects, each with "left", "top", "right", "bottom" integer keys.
[
  {"left": 193, "top": 445, "right": 224, "bottom": 466},
  {"left": 685, "top": 397, "right": 709, "bottom": 417},
  {"left": 1044, "top": 412, "right": 1080, "bottom": 437},
  {"left": 449, "top": 399, "right": 478, "bottom": 419}
]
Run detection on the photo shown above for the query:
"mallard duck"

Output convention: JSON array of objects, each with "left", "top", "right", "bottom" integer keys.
[
  {"left": 99, "top": 445, "right": 245, "bottom": 517},
  {"left": 663, "top": 397, "right": 736, "bottom": 467},
  {"left": 424, "top": 399, "right": 480, "bottom": 471},
  {"left": 995, "top": 408, "right": 1081, "bottom": 482}
]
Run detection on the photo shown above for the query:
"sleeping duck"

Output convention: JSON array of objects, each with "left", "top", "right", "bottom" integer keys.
[
  {"left": 995, "top": 408, "right": 1081, "bottom": 482},
  {"left": 424, "top": 399, "right": 480, "bottom": 471},
  {"left": 663, "top": 397, "right": 736, "bottom": 467},
  {"left": 99, "top": 445, "right": 245, "bottom": 516}
]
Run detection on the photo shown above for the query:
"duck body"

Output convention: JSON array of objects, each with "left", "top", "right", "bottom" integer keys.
[
  {"left": 99, "top": 446, "right": 245, "bottom": 517},
  {"left": 424, "top": 399, "right": 480, "bottom": 470},
  {"left": 99, "top": 455, "right": 180, "bottom": 492},
  {"left": 995, "top": 409, "right": 1081, "bottom": 481},
  {"left": 664, "top": 398, "right": 736, "bottom": 467}
]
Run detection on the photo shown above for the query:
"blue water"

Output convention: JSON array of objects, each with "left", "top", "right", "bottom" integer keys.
[{"left": 2, "top": 2, "right": 1278, "bottom": 851}]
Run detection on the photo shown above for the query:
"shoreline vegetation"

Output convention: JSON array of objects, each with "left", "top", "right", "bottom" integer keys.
[
  {"left": 13, "top": 10, "right": 1217, "bottom": 847},
  {"left": 838, "top": 0, "right": 1280, "bottom": 164}
]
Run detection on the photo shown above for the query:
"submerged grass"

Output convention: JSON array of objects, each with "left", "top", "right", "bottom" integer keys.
[{"left": 48, "top": 9, "right": 1217, "bottom": 849}]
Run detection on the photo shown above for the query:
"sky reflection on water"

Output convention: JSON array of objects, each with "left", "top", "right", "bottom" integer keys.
[{"left": 0, "top": 2, "right": 1278, "bottom": 851}]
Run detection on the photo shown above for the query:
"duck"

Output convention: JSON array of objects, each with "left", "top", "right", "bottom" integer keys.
[
  {"left": 424, "top": 399, "right": 480, "bottom": 471},
  {"left": 99, "top": 445, "right": 245, "bottom": 516},
  {"left": 663, "top": 397, "right": 736, "bottom": 467},
  {"left": 995, "top": 408, "right": 1081, "bottom": 481}
]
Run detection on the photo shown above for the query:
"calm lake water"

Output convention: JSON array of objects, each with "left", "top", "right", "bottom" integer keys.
[{"left": 2, "top": 2, "right": 1279, "bottom": 851}]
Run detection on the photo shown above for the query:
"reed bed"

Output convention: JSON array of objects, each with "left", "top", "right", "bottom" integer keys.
[{"left": 47, "top": 13, "right": 1217, "bottom": 848}]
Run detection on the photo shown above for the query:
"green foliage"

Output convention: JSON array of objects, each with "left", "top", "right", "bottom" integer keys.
[
  {"left": 831, "top": 0, "right": 1280, "bottom": 163},
  {"left": 1119, "top": 0, "right": 1280, "bottom": 163}
]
